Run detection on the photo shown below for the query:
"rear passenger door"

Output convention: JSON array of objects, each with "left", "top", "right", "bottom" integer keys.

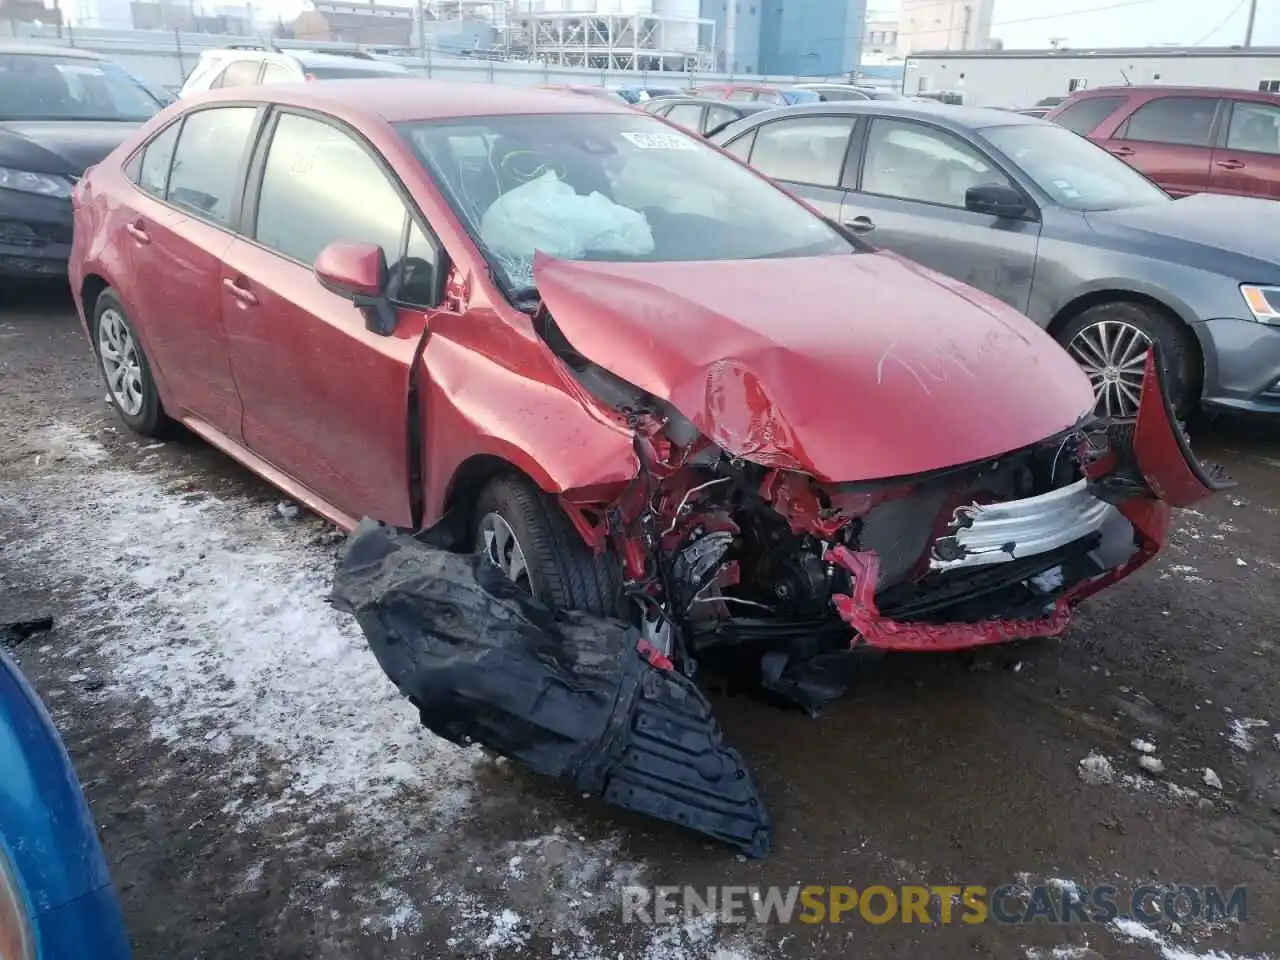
[
  {"left": 1095, "top": 95, "right": 1220, "bottom": 197},
  {"left": 843, "top": 117, "right": 1041, "bottom": 313},
  {"left": 219, "top": 108, "right": 445, "bottom": 528},
  {"left": 730, "top": 115, "right": 856, "bottom": 219},
  {"left": 116, "top": 105, "right": 260, "bottom": 438},
  {"left": 1208, "top": 98, "right": 1280, "bottom": 199}
]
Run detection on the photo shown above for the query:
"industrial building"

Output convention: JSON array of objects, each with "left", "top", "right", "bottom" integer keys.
[
  {"left": 700, "top": 0, "right": 865, "bottom": 77},
  {"left": 903, "top": 46, "right": 1280, "bottom": 109},
  {"left": 516, "top": 0, "right": 712, "bottom": 72}
]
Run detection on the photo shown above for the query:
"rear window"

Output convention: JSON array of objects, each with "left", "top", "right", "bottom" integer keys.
[{"left": 1053, "top": 96, "right": 1127, "bottom": 135}]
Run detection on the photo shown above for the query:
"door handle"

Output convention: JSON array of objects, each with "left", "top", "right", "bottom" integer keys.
[
  {"left": 124, "top": 220, "right": 150, "bottom": 244},
  {"left": 1108, "top": 146, "right": 1134, "bottom": 157},
  {"left": 844, "top": 215, "right": 876, "bottom": 234},
  {"left": 1215, "top": 159, "right": 1246, "bottom": 170},
  {"left": 222, "top": 277, "right": 258, "bottom": 307}
]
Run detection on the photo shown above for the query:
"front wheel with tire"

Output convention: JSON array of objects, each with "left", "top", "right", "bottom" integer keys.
[
  {"left": 473, "top": 475, "right": 621, "bottom": 617},
  {"left": 92, "top": 289, "right": 169, "bottom": 437},
  {"left": 1056, "top": 301, "right": 1197, "bottom": 419}
]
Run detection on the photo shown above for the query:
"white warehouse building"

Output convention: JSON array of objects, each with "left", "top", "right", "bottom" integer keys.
[{"left": 903, "top": 46, "right": 1280, "bottom": 109}]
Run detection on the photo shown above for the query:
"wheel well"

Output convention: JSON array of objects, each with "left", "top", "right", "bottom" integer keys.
[
  {"left": 443, "top": 455, "right": 530, "bottom": 531},
  {"left": 80, "top": 274, "right": 109, "bottom": 338},
  {"left": 1047, "top": 290, "right": 1203, "bottom": 383}
]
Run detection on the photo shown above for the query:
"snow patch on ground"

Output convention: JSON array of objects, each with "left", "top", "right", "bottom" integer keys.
[
  {"left": 1024, "top": 946, "right": 1096, "bottom": 959},
  {"left": 9, "top": 466, "right": 477, "bottom": 821},
  {"left": 1226, "top": 718, "right": 1269, "bottom": 752},
  {"left": 1110, "top": 918, "right": 1269, "bottom": 960}
]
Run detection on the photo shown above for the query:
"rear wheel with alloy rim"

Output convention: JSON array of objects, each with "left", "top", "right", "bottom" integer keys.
[
  {"left": 92, "top": 289, "right": 170, "bottom": 436},
  {"left": 1056, "top": 301, "right": 1196, "bottom": 420}
]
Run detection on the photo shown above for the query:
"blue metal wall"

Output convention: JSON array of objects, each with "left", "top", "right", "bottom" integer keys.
[{"left": 759, "top": 0, "right": 865, "bottom": 77}]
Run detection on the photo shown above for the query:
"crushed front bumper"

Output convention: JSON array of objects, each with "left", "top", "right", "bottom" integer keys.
[{"left": 829, "top": 349, "right": 1234, "bottom": 653}]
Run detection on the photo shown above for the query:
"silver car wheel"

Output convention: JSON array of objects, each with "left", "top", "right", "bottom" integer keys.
[
  {"left": 480, "top": 512, "right": 533, "bottom": 594},
  {"left": 1067, "top": 318, "right": 1151, "bottom": 419},
  {"left": 98, "top": 308, "right": 145, "bottom": 417}
]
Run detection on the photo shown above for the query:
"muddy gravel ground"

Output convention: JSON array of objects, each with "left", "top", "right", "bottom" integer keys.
[{"left": 3, "top": 286, "right": 1280, "bottom": 960}]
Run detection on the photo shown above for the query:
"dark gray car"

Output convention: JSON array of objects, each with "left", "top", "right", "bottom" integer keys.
[
  {"left": 712, "top": 101, "right": 1280, "bottom": 418},
  {"left": 1, "top": 43, "right": 164, "bottom": 280}
]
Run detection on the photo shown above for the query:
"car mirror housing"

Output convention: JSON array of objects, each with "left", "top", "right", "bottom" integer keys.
[
  {"left": 314, "top": 242, "right": 396, "bottom": 335},
  {"left": 965, "top": 183, "right": 1030, "bottom": 219}
]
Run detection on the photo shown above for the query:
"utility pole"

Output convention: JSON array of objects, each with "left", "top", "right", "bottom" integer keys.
[{"left": 1244, "top": 0, "right": 1257, "bottom": 47}]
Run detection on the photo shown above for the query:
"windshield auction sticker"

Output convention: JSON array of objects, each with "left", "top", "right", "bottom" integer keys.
[{"left": 621, "top": 131, "right": 696, "bottom": 150}]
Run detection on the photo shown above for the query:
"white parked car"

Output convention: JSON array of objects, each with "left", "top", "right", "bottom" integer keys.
[{"left": 179, "top": 46, "right": 412, "bottom": 97}]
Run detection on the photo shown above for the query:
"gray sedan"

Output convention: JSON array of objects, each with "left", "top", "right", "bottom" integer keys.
[{"left": 711, "top": 101, "right": 1280, "bottom": 418}]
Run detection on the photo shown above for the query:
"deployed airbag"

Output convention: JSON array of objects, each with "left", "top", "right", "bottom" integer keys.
[
  {"left": 479, "top": 170, "right": 654, "bottom": 261},
  {"left": 331, "top": 519, "right": 772, "bottom": 858}
]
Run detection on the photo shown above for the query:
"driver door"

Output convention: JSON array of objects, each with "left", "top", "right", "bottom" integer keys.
[
  {"left": 842, "top": 117, "right": 1041, "bottom": 313},
  {"left": 219, "top": 109, "right": 444, "bottom": 528}
]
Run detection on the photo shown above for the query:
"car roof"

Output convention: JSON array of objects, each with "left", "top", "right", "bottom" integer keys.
[
  {"left": 1075, "top": 84, "right": 1280, "bottom": 98},
  {"left": 740, "top": 99, "right": 1043, "bottom": 131},
  {"left": 0, "top": 42, "right": 104, "bottom": 59},
  {"left": 651, "top": 96, "right": 772, "bottom": 110},
  {"left": 190, "top": 77, "right": 639, "bottom": 123},
  {"left": 292, "top": 49, "right": 409, "bottom": 70}
]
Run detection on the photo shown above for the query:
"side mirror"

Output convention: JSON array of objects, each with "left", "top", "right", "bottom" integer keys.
[
  {"left": 965, "top": 183, "right": 1030, "bottom": 219},
  {"left": 314, "top": 242, "right": 397, "bottom": 335}
]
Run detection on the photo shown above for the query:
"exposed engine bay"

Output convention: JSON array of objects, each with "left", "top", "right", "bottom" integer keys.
[{"left": 333, "top": 311, "right": 1233, "bottom": 859}]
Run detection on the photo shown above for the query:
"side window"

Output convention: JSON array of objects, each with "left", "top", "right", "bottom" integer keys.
[
  {"left": 254, "top": 112, "right": 437, "bottom": 306},
  {"left": 664, "top": 103, "right": 704, "bottom": 131},
  {"left": 726, "top": 89, "right": 755, "bottom": 102},
  {"left": 1117, "top": 96, "right": 1219, "bottom": 147},
  {"left": 723, "top": 128, "right": 756, "bottom": 160},
  {"left": 214, "top": 59, "right": 261, "bottom": 89},
  {"left": 134, "top": 121, "right": 181, "bottom": 197},
  {"left": 748, "top": 117, "right": 854, "bottom": 187},
  {"left": 392, "top": 220, "right": 440, "bottom": 307},
  {"left": 1225, "top": 100, "right": 1280, "bottom": 155},
  {"left": 862, "top": 118, "right": 1011, "bottom": 208},
  {"left": 705, "top": 105, "right": 737, "bottom": 134},
  {"left": 260, "top": 61, "right": 295, "bottom": 85},
  {"left": 1052, "top": 95, "right": 1127, "bottom": 135},
  {"left": 167, "top": 107, "right": 257, "bottom": 224}
]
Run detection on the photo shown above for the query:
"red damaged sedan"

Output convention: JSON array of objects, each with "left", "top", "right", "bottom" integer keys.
[{"left": 70, "top": 80, "right": 1230, "bottom": 856}]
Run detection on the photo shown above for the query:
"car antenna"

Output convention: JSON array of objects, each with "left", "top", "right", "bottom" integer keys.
[{"left": 1120, "top": 68, "right": 1132, "bottom": 86}]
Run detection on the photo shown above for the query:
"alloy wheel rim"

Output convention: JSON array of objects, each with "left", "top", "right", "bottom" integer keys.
[
  {"left": 1066, "top": 319, "right": 1151, "bottom": 419},
  {"left": 98, "top": 309, "right": 145, "bottom": 417},
  {"left": 479, "top": 513, "right": 533, "bottom": 595}
]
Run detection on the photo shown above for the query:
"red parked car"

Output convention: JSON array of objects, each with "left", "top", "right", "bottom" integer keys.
[
  {"left": 1046, "top": 85, "right": 1280, "bottom": 199},
  {"left": 70, "top": 80, "right": 1228, "bottom": 855}
]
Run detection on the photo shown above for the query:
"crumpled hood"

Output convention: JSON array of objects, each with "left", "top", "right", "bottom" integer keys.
[{"left": 535, "top": 250, "right": 1094, "bottom": 483}]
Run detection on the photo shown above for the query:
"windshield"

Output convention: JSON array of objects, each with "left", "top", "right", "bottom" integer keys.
[
  {"left": 981, "top": 123, "right": 1169, "bottom": 211},
  {"left": 398, "top": 113, "right": 852, "bottom": 300},
  {"left": 0, "top": 53, "right": 161, "bottom": 122}
]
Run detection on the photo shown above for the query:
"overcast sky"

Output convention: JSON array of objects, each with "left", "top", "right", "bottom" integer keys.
[{"left": 869, "top": 0, "right": 1275, "bottom": 48}]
